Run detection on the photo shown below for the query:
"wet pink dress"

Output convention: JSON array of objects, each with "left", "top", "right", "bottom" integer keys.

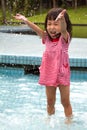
[{"left": 39, "top": 34, "right": 70, "bottom": 87}]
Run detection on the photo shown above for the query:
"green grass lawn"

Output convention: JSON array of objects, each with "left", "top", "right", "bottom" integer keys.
[
  {"left": 67, "top": 6, "right": 87, "bottom": 24},
  {"left": 73, "top": 26, "right": 87, "bottom": 38}
]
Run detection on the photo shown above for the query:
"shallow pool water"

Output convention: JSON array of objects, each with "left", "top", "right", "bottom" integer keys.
[{"left": 0, "top": 67, "right": 87, "bottom": 130}]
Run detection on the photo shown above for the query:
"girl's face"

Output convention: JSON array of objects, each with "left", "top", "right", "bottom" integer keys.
[{"left": 47, "top": 20, "right": 61, "bottom": 39}]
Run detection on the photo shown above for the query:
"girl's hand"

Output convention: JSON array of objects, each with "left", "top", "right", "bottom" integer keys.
[
  {"left": 13, "top": 14, "right": 27, "bottom": 21},
  {"left": 55, "top": 9, "right": 66, "bottom": 21}
]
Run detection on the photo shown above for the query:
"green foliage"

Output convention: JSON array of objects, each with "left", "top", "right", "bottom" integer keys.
[{"left": 24, "top": 0, "right": 40, "bottom": 16}]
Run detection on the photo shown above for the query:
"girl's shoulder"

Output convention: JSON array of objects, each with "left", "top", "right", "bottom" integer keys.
[
  {"left": 42, "top": 32, "right": 48, "bottom": 44},
  {"left": 60, "top": 33, "right": 70, "bottom": 45}
]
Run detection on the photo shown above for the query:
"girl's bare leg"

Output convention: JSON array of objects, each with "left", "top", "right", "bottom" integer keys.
[
  {"left": 59, "top": 85, "right": 72, "bottom": 117},
  {"left": 46, "top": 86, "right": 57, "bottom": 115}
]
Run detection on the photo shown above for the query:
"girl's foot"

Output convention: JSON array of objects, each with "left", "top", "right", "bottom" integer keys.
[{"left": 65, "top": 115, "right": 73, "bottom": 124}]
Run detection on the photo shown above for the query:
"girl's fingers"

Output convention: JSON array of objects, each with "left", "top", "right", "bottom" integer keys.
[
  {"left": 13, "top": 14, "right": 24, "bottom": 20},
  {"left": 55, "top": 9, "right": 66, "bottom": 21},
  {"left": 61, "top": 9, "right": 66, "bottom": 15}
]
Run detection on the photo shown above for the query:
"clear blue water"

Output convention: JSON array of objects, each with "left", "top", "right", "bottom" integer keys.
[{"left": 0, "top": 67, "right": 87, "bottom": 130}]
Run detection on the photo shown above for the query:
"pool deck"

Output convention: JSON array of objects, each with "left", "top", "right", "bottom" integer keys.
[{"left": 0, "top": 25, "right": 87, "bottom": 67}]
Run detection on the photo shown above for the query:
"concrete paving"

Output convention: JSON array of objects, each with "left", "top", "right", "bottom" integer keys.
[{"left": 0, "top": 25, "right": 87, "bottom": 59}]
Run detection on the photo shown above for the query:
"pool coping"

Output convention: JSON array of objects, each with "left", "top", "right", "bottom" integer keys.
[{"left": 0, "top": 54, "right": 87, "bottom": 68}]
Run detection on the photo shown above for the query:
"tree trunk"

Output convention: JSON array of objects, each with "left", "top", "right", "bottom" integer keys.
[
  {"left": 53, "top": 0, "right": 56, "bottom": 8},
  {"left": 40, "top": 0, "right": 42, "bottom": 14},
  {"left": 86, "top": 0, "right": 87, "bottom": 5},
  {"left": 75, "top": 0, "right": 78, "bottom": 9},
  {"left": 1, "top": 0, "right": 7, "bottom": 24}
]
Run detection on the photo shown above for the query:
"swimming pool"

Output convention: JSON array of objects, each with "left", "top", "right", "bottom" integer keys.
[
  {"left": 0, "top": 27, "right": 87, "bottom": 129},
  {"left": 0, "top": 67, "right": 87, "bottom": 130}
]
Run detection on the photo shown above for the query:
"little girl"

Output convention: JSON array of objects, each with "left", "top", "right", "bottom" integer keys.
[{"left": 14, "top": 8, "right": 73, "bottom": 122}]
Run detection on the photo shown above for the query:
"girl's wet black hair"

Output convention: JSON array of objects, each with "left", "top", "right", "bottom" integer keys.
[{"left": 45, "top": 8, "right": 72, "bottom": 39}]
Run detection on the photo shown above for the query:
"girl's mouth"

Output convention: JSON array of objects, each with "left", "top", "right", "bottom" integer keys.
[
  {"left": 50, "top": 31, "right": 57, "bottom": 37},
  {"left": 50, "top": 31, "right": 60, "bottom": 38}
]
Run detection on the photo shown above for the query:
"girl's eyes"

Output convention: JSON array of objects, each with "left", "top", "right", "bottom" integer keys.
[
  {"left": 54, "top": 23, "right": 59, "bottom": 26},
  {"left": 47, "top": 21, "right": 59, "bottom": 26},
  {"left": 47, "top": 23, "right": 59, "bottom": 26},
  {"left": 47, "top": 23, "right": 51, "bottom": 26}
]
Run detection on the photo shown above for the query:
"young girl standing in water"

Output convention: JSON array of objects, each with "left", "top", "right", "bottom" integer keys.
[{"left": 14, "top": 8, "right": 73, "bottom": 123}]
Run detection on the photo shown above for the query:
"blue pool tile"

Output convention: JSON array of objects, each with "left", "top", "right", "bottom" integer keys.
[{"left": 0, "top": 55, "right": 87, "bottom": 67}]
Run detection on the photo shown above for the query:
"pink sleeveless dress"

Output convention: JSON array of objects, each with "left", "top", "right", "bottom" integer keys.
[{"left": 39, "top": 35, "right": 70, "bottom": 87}]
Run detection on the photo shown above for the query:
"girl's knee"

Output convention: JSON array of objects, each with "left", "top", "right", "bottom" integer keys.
[
  {"left": 47, "top": 98, "right": 55, "bottom": 106},
  {"left": 47, "top": 96, "right": 56, "bottom": 115},
  {"left": 61, "top": 99, "right": 70, "bottom": 108},
  {"left": 47, "top": 105, "right": 55, "bottom": 115}
]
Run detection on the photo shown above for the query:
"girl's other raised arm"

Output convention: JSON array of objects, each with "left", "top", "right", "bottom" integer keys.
[{"left": 55, "top": 10, "right": 68, "bottom": 42}]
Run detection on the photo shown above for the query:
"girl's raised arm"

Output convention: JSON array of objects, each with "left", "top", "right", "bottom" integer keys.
[
  {"left": 55, "top": 10, "right": 68, "bottom": 42},
  {"left": 14, "top": 14, "right": 44, "bottom": 38}
]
